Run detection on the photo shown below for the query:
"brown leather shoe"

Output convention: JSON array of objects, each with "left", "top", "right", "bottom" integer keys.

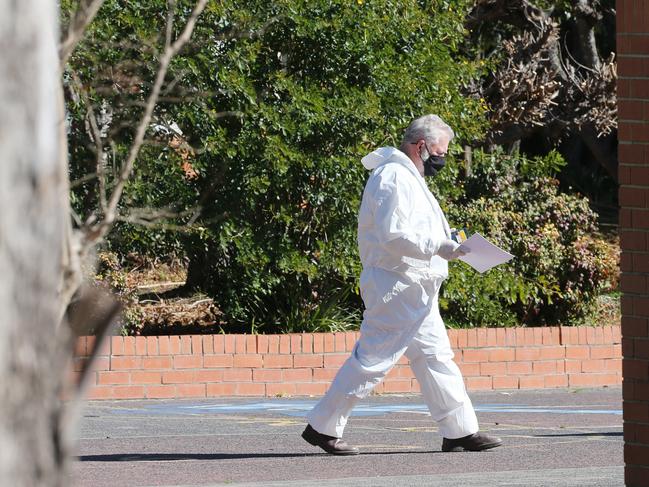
[
  {"left": 301, "top": 424, "right": 360, "bottom": 455},
  {"left": 442, "top": 432, "right": 503, "bottom": 452}
]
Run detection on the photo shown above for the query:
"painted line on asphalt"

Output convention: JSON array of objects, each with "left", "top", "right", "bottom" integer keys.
[{"left": 109, "top": 401, "right": 622, "bottom": 417}]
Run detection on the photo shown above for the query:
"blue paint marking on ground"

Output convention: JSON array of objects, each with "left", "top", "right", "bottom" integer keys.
[{"left": 110, "top": 401, "right": 622, "bottom": 417}]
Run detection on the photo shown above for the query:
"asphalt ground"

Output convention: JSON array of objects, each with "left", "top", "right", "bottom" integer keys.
[{"left": 71, "top": 387, "right": 623, "bottom": 487}]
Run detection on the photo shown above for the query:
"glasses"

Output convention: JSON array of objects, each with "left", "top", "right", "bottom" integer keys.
[{"left": 411, "top": 140, "right": 447, "bottom": 157}]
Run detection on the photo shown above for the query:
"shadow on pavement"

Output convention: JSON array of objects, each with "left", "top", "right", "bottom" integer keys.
[
  {"left": 533, "top": 432, "right": 622, "bottom": 437},
  {"left": 78, "top": 450, "right": 440, "bottom": 462}
]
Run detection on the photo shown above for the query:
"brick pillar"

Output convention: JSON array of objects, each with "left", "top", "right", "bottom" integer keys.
[{"left": 618, "top": 1, "right": 649, "bottom": 485}]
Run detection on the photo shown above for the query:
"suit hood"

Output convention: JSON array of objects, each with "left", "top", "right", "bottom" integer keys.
[{"left": 361, "top": 146, "right": 405, "bottom": 170}]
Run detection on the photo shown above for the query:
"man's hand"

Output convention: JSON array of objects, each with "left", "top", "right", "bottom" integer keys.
[{"left": 437, "top": 239, "right": 470, "bottom": 261}]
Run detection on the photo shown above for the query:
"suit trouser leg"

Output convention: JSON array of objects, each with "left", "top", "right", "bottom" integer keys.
[
  {"left": 306, "top": 269, "right": 440, "bottom": 438},
  {"left": 306, "top": 316, "right": 424, "bottom": 438},
  {"left": 305, "top": 346, "right": 390, "bottom": 438},
  {"left": 404, "top": 293, "right": 479, "bottom": 439}
]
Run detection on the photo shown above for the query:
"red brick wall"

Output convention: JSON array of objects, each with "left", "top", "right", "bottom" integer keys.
[
  {"left": 74, "top": 326, "right": 621, "bottom": 400},
  {"left": 618, "top": 1, "right": 649, "bottom": 485}
]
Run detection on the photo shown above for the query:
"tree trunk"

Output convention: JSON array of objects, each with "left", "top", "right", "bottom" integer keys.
[
  {"left": 0, "top": 1, "right": 71, "bottom": 485},
  {"left": 573, "top": 0, "right": 602, "bottom": 71},
  {"left": 578, "top": 126, "right": 618, "bottom": 182}
]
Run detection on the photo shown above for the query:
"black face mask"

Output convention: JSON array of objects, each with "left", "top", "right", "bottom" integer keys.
[
  {"left": 423, "top": 154, "right": 446, "bottom": 177},
  {"left": 420, "top": 145, "right": 446, "bottom": 177}
]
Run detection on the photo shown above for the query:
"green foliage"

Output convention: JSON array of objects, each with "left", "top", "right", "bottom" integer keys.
[
  {"left": 440, "top": 149, "right": 617, "bottom": 327},
  {"left": 63, "top": 0, "right": 616, "bottom": 333},
  {"left": 64, "top": 0, "right": 487, "bottom": 332},
  {"left": 171, "top": 0, "right": 486, "bottom": 331},
  {"left": 64, "top": 0, "right": 206, "bottom": 258}
]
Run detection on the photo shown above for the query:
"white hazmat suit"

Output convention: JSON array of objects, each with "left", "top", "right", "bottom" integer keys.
[{"left": 306, "top": 147, "right": 479, "bottom": 440}]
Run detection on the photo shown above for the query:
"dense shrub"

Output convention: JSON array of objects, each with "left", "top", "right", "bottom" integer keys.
[
  {"left": 439, "top": 149, "right": 618, "bottom": 327},
  {"left": 175, "top": 0, "right": 487, "bottom": 332},
  {"left": 64, "top": 0, "right": 486, "bottom": 333},
  {"left": 65, "top": 1, "right": 617, "bottom": 332}
]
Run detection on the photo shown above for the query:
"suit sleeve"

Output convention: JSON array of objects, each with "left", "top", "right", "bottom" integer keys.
[{"left": 369, "top": 167, "right": 447, "bottom": 260}]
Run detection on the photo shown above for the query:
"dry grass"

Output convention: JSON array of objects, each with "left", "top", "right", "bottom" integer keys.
[
  {"left": 592, "top": 293, "right": 621, "bottom": 327},
  {"left": 118, "top": 256, "right": 224, "bottom": 335}
]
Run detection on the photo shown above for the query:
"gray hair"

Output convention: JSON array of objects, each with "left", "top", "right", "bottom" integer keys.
[{"left": 399, "top": 114, "right": 455, "bottom": 149}]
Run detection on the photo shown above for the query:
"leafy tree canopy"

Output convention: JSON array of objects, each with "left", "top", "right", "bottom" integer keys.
[
  {"left": 64, "top": 0, "right": 488, "bottom": 331},
  {"left": 63, "top": 0, "right": 616, "bottom": 333}
]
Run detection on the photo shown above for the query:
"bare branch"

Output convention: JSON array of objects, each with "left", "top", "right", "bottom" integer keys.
[
  {"left": 467, "top": 0, "right": 552, "bottom": 31},
  {"left": 116, "top": 216, "right": 227, "bottom": 232},
  {"left": 161, "top": 69, "right": 188, "bottom": 96},
  {"left": 467, "top": 0, "right": 616, "bottom": 151},
  {"left": 70, "top": 71, "right": 107, "bottom": 213},
  {"left": 165, "top": 0, "right": 177, "bottom": 53},
  {"left": 121, "top": 206, "right": 199, "bottom": 222},
  {"left": 60, "top": 0, "right": 106, "bottom": 66},
  {"left": 210, "top": 15, "right": 281, "bottom": 42},
  {"left": 83, "top": 0, "right": 209, "bottom": 246},
  {"left": 69, "top": 171, "right": 97, "bottom": 189},
  {"left": 115, "top": 218, "right": 196, "bottom": 233}
]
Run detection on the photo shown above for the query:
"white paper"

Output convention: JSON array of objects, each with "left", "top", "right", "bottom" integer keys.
[{"left": 457, "top": 233, "right": 514, "bottom": 273}]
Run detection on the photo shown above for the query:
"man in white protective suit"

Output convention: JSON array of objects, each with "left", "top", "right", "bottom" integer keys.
[{"left": 301, "top": 114, "right": 503, "bottom": 455}]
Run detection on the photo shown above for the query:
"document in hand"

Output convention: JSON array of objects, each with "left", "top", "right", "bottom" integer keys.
[{"left": 457, "top": 233, "right": 514, "bottom": 273}]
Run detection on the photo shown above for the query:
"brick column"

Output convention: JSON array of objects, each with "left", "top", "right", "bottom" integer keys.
[{"left": 618, "top": 1, "right": 649, "bottom": 485}]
